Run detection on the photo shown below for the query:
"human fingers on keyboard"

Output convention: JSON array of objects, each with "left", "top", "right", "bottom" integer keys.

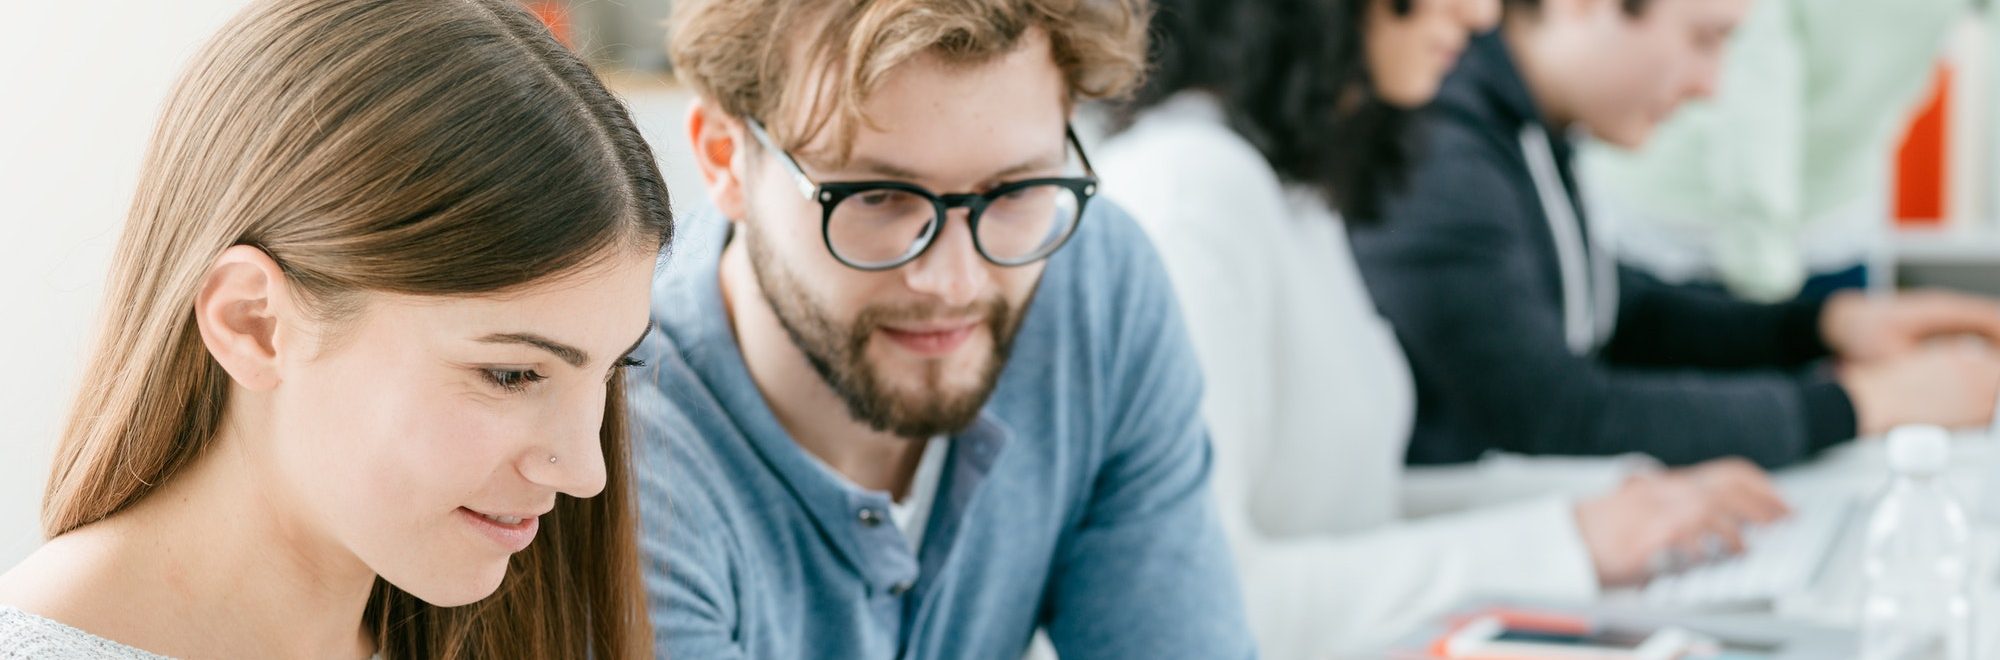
[
  {"left": 1681, "top": 510, "right": 1746, "bottom": 558},
  {"left": 1687, "top": 459, "right": 1790, "bottom": 523},
  {"left": 1647, "top": 547, "right": 1686, "bottom": 577},
  {"left": 1717, "top": 478, "right": 1789, "bottom": 525},
  {"left": 1731, "top": 471, "right": 1791, "bottom": 522}
]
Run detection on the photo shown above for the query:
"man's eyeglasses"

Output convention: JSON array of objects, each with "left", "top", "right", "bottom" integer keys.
[{"left": 745, "top": 118, "right": 1098, "bottom": 271}]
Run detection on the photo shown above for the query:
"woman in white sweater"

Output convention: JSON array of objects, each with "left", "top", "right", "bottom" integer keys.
[{"left": 1098, "top": 0, "right": 1792, "bottom": 656}]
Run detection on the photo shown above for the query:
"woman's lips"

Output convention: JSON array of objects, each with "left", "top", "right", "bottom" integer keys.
[{"left": 458, "top": 507, "right": 541, "bottom": 553}]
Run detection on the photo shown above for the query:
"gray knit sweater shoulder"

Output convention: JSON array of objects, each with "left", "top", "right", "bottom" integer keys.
[{"left": 0, "top": 607, "right": 168, "bottom": 659}]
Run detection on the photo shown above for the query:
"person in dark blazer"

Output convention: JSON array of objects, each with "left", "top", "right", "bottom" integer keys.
[{"left": 1350, "top": 0, "right": 2000, "bottom": 469}]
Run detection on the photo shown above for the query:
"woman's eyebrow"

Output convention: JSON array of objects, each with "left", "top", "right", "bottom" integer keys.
[
  {"left": 475, "top": 333, "right": 588, "bottom": 368},
  {"left": 476, "top": 320, "right": 656, "bottom": 369}
]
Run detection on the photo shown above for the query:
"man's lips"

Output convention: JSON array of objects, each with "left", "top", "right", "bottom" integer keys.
[{"left": 878, "top": 321, "right": 981, "bottom": 357}]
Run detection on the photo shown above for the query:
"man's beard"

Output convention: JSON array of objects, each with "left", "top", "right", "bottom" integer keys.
[{"left": 741, "top": 221, "right": 1022, "bottom": 439}]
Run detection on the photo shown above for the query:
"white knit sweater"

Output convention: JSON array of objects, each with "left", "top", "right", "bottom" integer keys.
[{"left": 1099, "top": 93, "right": 1636, "bottom": 658}]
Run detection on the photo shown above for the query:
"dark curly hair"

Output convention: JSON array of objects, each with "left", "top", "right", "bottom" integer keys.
[
  {"left": 1111, "top": 0, "right": 1416, "bottom": 222},
  {"left": 1112, "top": 0, "right": 1655, "bottom": 221},
  {"left": 1510, "top": 0, "right": 1653, "bottom": 13}
]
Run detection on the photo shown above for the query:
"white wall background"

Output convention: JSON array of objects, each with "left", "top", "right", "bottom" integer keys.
[
  {"left": 0, "top": 2, "right": 702, "bottom": 570},
  {"left": 0, "top": 1, "right": 254, "bottom": 568}
]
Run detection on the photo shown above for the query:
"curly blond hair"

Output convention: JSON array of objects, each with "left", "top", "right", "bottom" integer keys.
[{"left": 669, "top": 0, "right": 1148, "bottom": 161}]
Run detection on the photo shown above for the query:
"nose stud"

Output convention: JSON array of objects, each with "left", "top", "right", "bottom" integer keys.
[{"left": 548, "top": 454, "right": 559, "bottom": 464}]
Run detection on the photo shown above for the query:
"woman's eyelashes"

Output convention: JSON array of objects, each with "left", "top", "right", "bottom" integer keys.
[
  {"left": 606, "top": 356, "right": 647, "bottom": 383},
  {"left": 482, "top": 357, "right": 646, "bottom": 393},
  {"left": 482, "top": 368, "right": 548, "bottom": 393}
]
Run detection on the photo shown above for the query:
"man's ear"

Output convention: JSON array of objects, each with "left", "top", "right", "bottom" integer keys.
[
  {"left": 194, "top": 245, "right": 293, "bottom": 391},
  {"left": 688, "top": 97, "right": 752, "bottom": 220}
]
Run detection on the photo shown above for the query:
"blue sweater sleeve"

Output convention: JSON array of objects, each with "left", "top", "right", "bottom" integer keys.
[
  {"left": 630, "top": 373, "right": 751, "bottom": 660},
  {"left": 1039, "top": 208, "right": 1258, "bottom": 659}
]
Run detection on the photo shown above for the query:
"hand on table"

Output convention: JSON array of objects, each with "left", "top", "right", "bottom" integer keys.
[
  {"left": 1821, "top": 289, "right": 2000, "bottom": 362},
  {"left": 1574, "top": 457, "right": 1790, "bottom": 587},
  {"left": 1839, "top": 338, "right": 2000, "bottom": 437}
]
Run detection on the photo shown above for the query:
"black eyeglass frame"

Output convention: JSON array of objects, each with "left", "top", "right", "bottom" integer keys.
[{"left": 745, "top": 118, "right": 1099, "bottom": 271}]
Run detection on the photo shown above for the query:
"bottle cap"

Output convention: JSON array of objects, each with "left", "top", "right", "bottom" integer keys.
[{"left": 1887, "top": 425, "right": 1950, "bottom": 475}]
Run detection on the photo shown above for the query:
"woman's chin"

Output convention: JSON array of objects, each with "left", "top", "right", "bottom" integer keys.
[
  {"left": 1378, "top": 77, "right": 1442, "bottom": 110},
  {"left": 383, "top": 561, "right": 511, "bottom": 607}
]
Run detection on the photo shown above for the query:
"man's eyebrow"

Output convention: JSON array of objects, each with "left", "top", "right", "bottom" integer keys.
[
  {"left": 814, "top": 151, "right": 1066, "bottom": 186},
  {"left": 987, "top": 152, "right": 1066, "bottom": 181},
  {"left": 839, "top": 156, "right": 927, "bottom": 181}
]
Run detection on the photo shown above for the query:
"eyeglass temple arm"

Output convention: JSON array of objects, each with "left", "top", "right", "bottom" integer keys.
[
  {"left": 744, "top": 118, "right": 821, "bottom": 201},
  {"left": 1066, "top": 124, "right": 1098, "bottom": 179}
]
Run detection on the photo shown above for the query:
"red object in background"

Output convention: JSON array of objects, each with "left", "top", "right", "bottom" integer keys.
[
  {"left": 526, "top": 1, "right": 572, "bottom": 47},
  {"left": 1895, "top": 62, "right": 1951, "bottom": 226},
  {"left": 1424, "top": 608, "right": 1593, "bottom": 658}
]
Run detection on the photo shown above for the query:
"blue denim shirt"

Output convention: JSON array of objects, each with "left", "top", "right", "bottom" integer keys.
[{"left": 627, "top": 201, "right": 1255, "bottom": 659}]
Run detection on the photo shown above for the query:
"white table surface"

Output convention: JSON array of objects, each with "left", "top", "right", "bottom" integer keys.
[
  {"left": 1384, "top": 432, "right": 2000, "bottom": 659},
  {"left": 1616, "top": 431, "right": 2000, "bottom": 655}
]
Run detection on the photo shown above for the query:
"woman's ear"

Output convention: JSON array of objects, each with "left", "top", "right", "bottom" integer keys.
[
  {"left": 687, "top": 97, "right": 751, "bottom": 221},
  {"left": 194, "top": 245, "right": 292, "bottom": 391}
]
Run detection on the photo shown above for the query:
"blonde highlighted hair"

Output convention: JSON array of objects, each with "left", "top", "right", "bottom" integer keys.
[
  {"left": 42, "top": 0, "right": 668, "bottom": 656},
  {"left": 668, "top": 0, "right": 1150, "bottom": 160}
]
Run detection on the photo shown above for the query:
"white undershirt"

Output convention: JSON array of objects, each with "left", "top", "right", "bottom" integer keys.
[{"left": 889, "top": 436, "right": 949, "bottom": 552}]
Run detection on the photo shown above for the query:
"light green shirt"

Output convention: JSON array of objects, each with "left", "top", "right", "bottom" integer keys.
[{"left": 1581, "top": 0, "right": 1968, "bottom": 300}]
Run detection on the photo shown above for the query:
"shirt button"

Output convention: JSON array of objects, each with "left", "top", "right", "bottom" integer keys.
[
  {"left": 857, "top": 508, "right": 884, "bottom": 527},
  {"left": 888, "top": 581, "right": 913, "bottom": 597}
]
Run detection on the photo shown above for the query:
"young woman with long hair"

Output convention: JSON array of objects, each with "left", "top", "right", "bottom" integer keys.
[{"left": 0, "top": 0, "right": 670, "bottom": 656}]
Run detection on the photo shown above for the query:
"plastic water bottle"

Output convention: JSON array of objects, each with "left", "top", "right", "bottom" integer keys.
[{"left": 1860, "top": 425, "right": 1974, "bottom": 660}]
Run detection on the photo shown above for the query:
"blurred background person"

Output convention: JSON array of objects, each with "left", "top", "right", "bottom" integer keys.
[
  {"left": 1580, "top": 0, "right": 1972, "bottom": 302},
  {"left": 1099, "top": 0, "right": 1791, "bottom": 655},
  {"left": 1348, "top": 0, "right": 2000, "bottom": 472}
]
